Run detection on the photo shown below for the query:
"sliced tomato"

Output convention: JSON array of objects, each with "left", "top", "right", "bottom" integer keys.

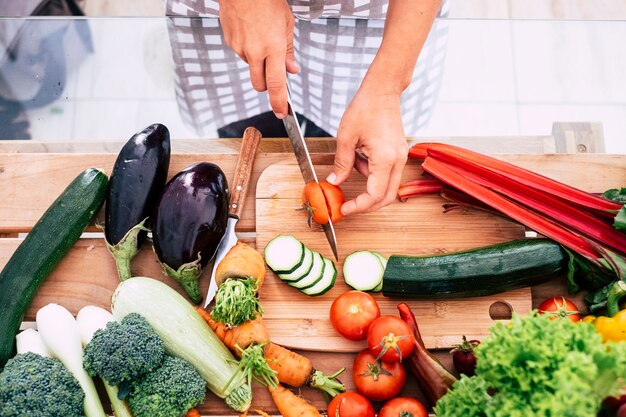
[
  {"left": 537, "top": 296, "right": 581, "bottom": 322},
  {"left": 378, "top": 397, "right": 428, "bottom": 417},
  {"left": 330, "top": 291, "right": 380, "bottom": 341},
  {"left": 301, "top": 180, "right": 344, "bottom": 226},
  {"left": 319, "top": 180, "right": 345, "bottom": 223},
  {"left": 367, "top": 315, "right": 415, "bottom": 363},
  {"left": 327, "top": 392, "right": 374, "bottom": 417},
  {"left": 352, "top": 349, "right": 406, "bottom": 401}
]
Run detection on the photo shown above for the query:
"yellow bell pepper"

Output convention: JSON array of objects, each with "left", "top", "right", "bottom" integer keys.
[{"left": 587, "top": 309, "right": 626, "bottom": 343}]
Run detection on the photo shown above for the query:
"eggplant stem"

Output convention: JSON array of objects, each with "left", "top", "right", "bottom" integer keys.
[
  {"left": 105, "top": 218, "right": 149, "bottom": 281},
  {"left": 161, "top": 254, "right": 203, "bottom": 304}
]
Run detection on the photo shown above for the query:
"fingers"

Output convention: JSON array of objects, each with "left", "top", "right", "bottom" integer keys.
[
  {"left": 264, "top": 53, "right": 289, "bottom": 118},
  {"left": 285, "top": 27, "right": 300, "bottom": 74},
  {"left": 327, "top": 127, "right": 357, "bottom": 186},
  {"left": 341, "top": 145, "right": 408, "bottom": 216}
]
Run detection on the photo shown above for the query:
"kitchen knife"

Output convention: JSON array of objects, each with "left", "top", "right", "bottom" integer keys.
[
  {"left": 283, "top": 84, "right": 339, "bottom": 261},
  {"left": 204, "top": 126, "right": 262, "bottom": 307}
]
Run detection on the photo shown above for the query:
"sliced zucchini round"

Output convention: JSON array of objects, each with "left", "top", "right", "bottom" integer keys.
[
  {"left": 279, "top": 247, "right": 314, "bottom": 282},
  {"left": 343, "top": 250, "right": 385, "bottom": 292},
  {"left": 301, "top": 258, "right": 337, "bottom": 296},
  {"left": 264, "top": 235, "right": 305, "bottom": 274},
  {"left": 290, "top": 251, "right": 325, "bottom": 289}
]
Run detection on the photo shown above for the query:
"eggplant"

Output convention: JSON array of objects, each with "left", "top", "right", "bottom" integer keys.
[
  {"left": 152, "top": 162, "right": 229, "bottom": 303},
  {"left": 105, "top": 123, "right": 171, "bottom": 280}
]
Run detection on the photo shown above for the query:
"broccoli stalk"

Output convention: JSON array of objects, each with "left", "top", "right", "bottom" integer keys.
[
  {"left": 0, "top": 352, "right": 85, "bottom": 417},
  {"left": 128, "top": 355, "right": 206, "bottom": 417}
]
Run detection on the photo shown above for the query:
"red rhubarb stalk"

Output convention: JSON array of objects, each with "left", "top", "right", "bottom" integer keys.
[
  {"left": 397, "top": 303, "right": 456, "bottom": 406},
  {"left": 421, "top": 157, "right": 601, "bottom": 260},
  {"left": 435, "top": 156, "right": 626, "bottom": 257},
  {"left": 411, "top": 143, "right": 622, "bottom": 213},
  {"left": 398, "top": 179, "right": 443, "bottom": 200}
]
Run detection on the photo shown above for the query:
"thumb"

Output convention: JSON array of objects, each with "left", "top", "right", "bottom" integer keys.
[{"left": 327, "top": 133, "right": 356, "bottom": 186}]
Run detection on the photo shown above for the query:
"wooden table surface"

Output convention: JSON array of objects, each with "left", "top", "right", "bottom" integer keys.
[{"left": 1, "top": 129, "right": 623, "bottom": 416}]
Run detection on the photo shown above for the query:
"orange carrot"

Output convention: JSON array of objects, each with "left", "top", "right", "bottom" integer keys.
[
  {"left": 185, "top": 409, "right": 201, "bottom": 417},
  {"left": 268, "top": 384, "right": 321, "bottom": 417},
  {"left": 253, "top": 409, "right": 273, "bottom": 417},
  {"left": 263, "top": 342, "right": 313, "bottom": 387},
  {"left": 195, "top": 307, "right": 269, "bottom": 356}
]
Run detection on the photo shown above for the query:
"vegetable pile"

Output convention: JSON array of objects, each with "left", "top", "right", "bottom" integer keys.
[
  {"left": 434, "top": 312, "right": 626, "bottom": 417},
  {"left": 402, "top": 143, "right": 626, "bottom": 313}
]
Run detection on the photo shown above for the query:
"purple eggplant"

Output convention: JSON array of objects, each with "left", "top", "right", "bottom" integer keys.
[
  {"left": 152, "top": 162, "right": 229, "bottom": 303},
  {"left": 105, "top": 123, "right": 171, "bottom": 280}
]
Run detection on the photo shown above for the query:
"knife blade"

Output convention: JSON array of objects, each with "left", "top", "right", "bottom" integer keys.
[
  {"left": 283, "top": 84, "right": 339, "bottom": 261},
  {"left": 204, "top": 126, "right": 262, "bottom": 307}
]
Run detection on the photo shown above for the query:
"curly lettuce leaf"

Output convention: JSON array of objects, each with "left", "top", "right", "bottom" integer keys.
[{"left": 434, "top": 313, "right": 626, "bottom": 417}]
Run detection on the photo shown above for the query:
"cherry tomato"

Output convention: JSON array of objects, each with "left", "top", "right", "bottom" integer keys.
[
  {"left": 378, "top": 397, "right": 428, "bottom": 417},
  {"left": 537, "top": 296, "right": 581, "bottom": 322},
  {"left": 301, "top": 180, "right": 344, "bottom": 226},
  {"left": 330, "top": 291, "right": 380, "bottom": 341},
  {"left": 327, "top": 392, "right": 374, "bottom": 417},
  {"left": 367, "top": 315, "right": 415, "bottom": 362},
  {"left": 352, "top": 349, "right": 406, "bottom": 401},
  {"left": 450, "top": 336, "right": 480, "bottom": 376}
]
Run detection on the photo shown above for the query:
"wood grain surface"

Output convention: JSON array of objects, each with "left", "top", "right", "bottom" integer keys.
[{"left": 1, "top": 151, "right": 625, "bottom": 416}]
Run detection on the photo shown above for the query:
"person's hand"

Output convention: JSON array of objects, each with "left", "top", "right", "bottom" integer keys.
[
  {"left": 219, "top": 0, "right": 298, "bottom": 118},
  {"left": 328, "top": 88, "right": 408, "bottom": 216}
]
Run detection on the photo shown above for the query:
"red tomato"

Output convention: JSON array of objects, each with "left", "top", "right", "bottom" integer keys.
[
  {"left": 330, "top": 291, "right": 380, "bottom": 341},
  {"left": 327, "top": 392, "right": 374, "bottom": 417},
  {"left": 378, "top": 397, "right": 428, "bottom": 417},
  {"left": 537, "top": 297, "right": 581, "bottom": 322},
  {"left": 301, "top": 180, "right": 345, "bottom": 226},
  {"left": 352, "top": 349, "right": 406, "bottom": 401},
  {"left": 367, "top": 315, "right": 415, "bottom": 362}
]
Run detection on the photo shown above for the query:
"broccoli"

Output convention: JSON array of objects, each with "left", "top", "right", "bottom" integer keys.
[
  {"left": 83, "top": 312, "right": 165, "bottom": 387},
  {"left": 0, "top": 352, "right": 84, "bottom": 417},
  {"left": 128, "top": 355, "right": 206, "bottom": 417}
]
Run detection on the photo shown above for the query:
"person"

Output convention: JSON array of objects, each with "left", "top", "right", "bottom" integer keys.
[{"left": 166, "top": 0, "right": 446, "bottom": 215}]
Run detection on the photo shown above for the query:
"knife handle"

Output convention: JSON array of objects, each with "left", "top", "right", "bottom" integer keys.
[{"left": 229, "top": 126, "right": 262, "bottom": 219}]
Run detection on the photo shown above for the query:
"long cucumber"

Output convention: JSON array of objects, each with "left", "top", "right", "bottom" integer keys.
[
  {"left": 0, "top": 168, "right": 108, "bottom": 368},
  {"left": 382, "top": 239, "right": 567, "bottom": 298}
]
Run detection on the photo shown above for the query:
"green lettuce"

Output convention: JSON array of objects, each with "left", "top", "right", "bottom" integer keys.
[{"left": 434, "top": 312, "right": 626, "bottom": 417}]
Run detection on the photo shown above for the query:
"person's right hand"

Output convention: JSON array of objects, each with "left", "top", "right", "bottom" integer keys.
[{"left": 219, "top": 0, "right": 298, "bottom": 119}]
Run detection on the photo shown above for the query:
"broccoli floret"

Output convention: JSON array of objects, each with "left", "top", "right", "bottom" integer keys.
[
  {"left": 0, "top": 352, "right": 84, "bottom": 417},
  {"left": 128, "top": 355, "right": 206, "bottom": 417},
  {"left": 83, "top": 312, "right": 165, "bottom": 387}
]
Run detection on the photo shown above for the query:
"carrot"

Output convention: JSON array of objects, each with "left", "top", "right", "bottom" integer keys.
[
  {"left": 253, "top": 409, "right": 273, "bottom": 417},
  {"left": 268, "top": 384, "right": 321, "bottom": 417},
  {"left": 263, "top": 342, "right": 313, "bottom": 387},
  {"left": 185, "top": 409, "right": 201, "bottom": 417},
  {"left": 195, "top": 307, "right": 269, "bottom": 356}
]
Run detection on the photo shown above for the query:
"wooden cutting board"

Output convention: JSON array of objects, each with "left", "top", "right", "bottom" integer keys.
[{"left": 256, "top": 158, "right": 533, "bottom": 352}]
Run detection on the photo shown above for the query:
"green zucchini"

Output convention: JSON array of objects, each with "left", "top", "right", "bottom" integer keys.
[
  {"left": 382, "top": 239, "right": 567, "bottom": 298},
  {"left": 0, "top": 168, "right": 108, "bottom": 367}
]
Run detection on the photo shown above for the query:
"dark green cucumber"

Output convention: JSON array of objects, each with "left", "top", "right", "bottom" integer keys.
[
  {"left": 0, "top": 168, "right": 108, "bottom": 368},
  {"left": 382, "top": 239, "right": 566, "bottom": 299}
]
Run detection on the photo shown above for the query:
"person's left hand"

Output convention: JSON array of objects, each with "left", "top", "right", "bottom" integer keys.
[{"left": 327, "top": 88, "right": 408, "bottom": 216}]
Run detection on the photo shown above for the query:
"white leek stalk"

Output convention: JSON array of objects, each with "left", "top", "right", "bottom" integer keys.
[
  {"left": 77, "top": 305, "right": 135, "bottom": 417},
  {"left": 36, "top": 303, "right": 106, "bottom": 417},
  {"left": 15, "top": 328, "right": 51, "bottom": 357}
]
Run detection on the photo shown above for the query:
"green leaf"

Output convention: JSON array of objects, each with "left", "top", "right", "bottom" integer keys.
[
  {"left": 603, "top": 188, "right": 626, "bottom": 204},
  {"left": 614, "top": 205, "right": 626, "bottom": 231}
]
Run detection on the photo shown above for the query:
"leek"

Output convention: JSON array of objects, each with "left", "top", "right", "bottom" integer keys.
[
  {"left": 77, "top": 305, "right": 134, "bottom": 417},
  {"left": 36, "top": 303, "right": 106, "bottom": 417}
]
